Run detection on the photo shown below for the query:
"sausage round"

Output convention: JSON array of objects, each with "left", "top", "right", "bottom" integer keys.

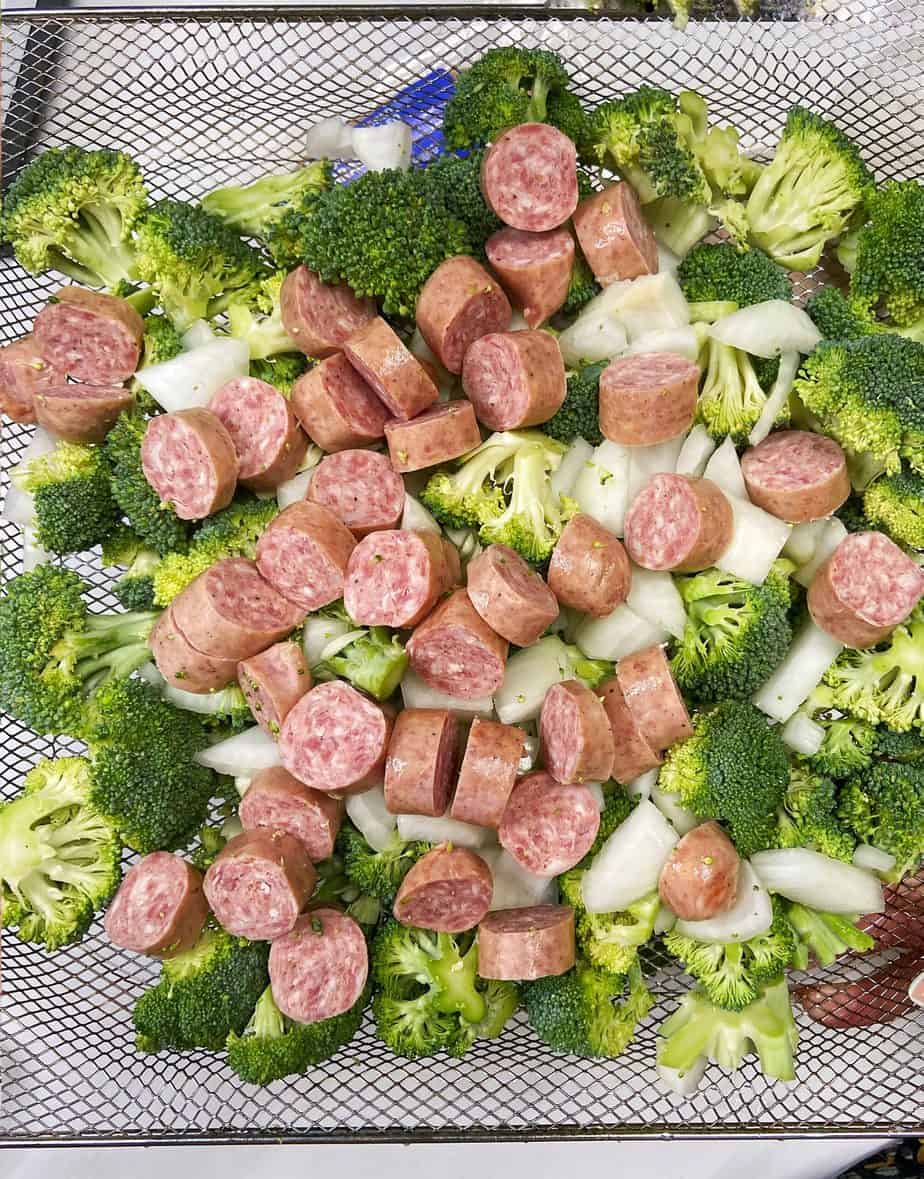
[
  {"left": 623, "top": 474, "right": 733, "bottom": 573},
  {"left": 393, "top": 844, "right": 493, "bottom": 933},
  {"left": 33, "top": 287, "right": 143, "bottom": 383},
  {"left": 33, "top": 383, "right": 134, "bottom": 443},
  {"left": 498, "top": 771, "right": 600, "bottom": 878},
  {"left": 291, "top": 353, "right": 389, "bottom": 452},
  {"left": 149, "top": 604, "right": 239, "bottom": 693},
  {"left": 237, "top": 640, "right": 312, "bottom": 736},
  {"left": 0, "top": 335, "right": 66, "bottom": 424},
  {"left": 481, "top": 123, "right": 579, "bottom": 233},
  {"left": 599, "top": 353, "right": 699, "bottom": 447},
  {"left": 343, "top": 316, "right": 439, "bottom": 421},
  {"left": 616, "top": 643, "right": 693, "bottom": 754},
  {"left": 572, "top": 182, "right": 659, "bottom": 286},
  {"left": 547, "top": 514, "right": 632, "bottom": 618},
  {"left": 658, "top": 821, "right": 740, "bottom": 921},
  {"left": 255, "top": 500, "right": 356, "bottom": 613},
  {"left": 807, "top": 530, "right": 924, "bottom": 648},
  {"left": 477, "top": 905, "right": 576, "bottom": 980},
  {"left": 383, "top": 708, "right": 458, "bottom": 817},
  {"left": 203, "top": 829, "right": 317, "bottom": 941},
  {"left": 307, "top": 449, "right": 404, "bottom": 537},
  {"left": 416, "top": 255, "right": 512, "bottom": 374},
  {"left": 461, "top": 330, "right": 566, "bottom": 432},
  {"left": 598, "top": 676, "right": 663, "bottom": 784},
  {"left": 540, "top": 679, "right": 615, "bottom": 785},
  {"left": 239, "top": 765, "right": 344, "bottom": 862},
  {"left": 344, "top": 529, "right": 460, "bottom": 629},
  {"left": 740, "top": 430, "right": 850, "bottom": 524},
  {"left": 485, "top": 227, "right": 574, "bottom": 329},
  {"left": 104, "top": 851, "right": 208, "bottom": 958},
  {"left": 406, "top": 588, "right": 508, "bottom": 700},
  {"left": 279, "top": 680, "right": 392, "bottom": 795},
  {"left": 450, "top": 718, "right": 525, "bottom": 828},
  {"left": 384, "top": 401, "right": 481, "bottom": 474},
  {"left": 172, "top": 557, "right": 305, "bottom": 661},
  {"left": 466, "top": 544, "right": 559, "bottom": 648},
  {"left": 280, "top": 265, "right": 376, "bottom": 359},
  {"left": 269, "top": 908, "right": 369, "bottom": 1024},
  {"left": 209, "top": 376, "right": 308, "bottom": 492},
  {"left": 141, "top": 408, "right": 239, "bottom": 521}
]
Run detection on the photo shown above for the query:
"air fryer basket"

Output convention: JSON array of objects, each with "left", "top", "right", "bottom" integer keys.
[{"left": 0, "top": 6, "right": 922, "bottom": 1146}]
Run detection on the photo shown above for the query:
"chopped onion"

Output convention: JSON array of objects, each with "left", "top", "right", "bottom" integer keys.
[
  {"left": 351, "top": 122, "right": 413, "bottom": 172},
  {"left": 221, "top": 815, "right": 244, "bottom": 842},
  {"left": 675, "top": 425, "right": 717, "bottom": 478},
  {"left": 346, "top": 785, "right": 396, "bottom": 853},
  {"left": 753, "top": 618, "right": 843, "bottom": 723},
  {"left": 626, "top": 768, "right": 659, "bottom": 800},
  {"left": 586, "top": 782, "right": 606, "bottom": 810},
  {"left": 234, "top": 775, "right": 253, "bottom": 797},
  {"left": 4, "top": 426, "right": 57, "bottom": 526},
  {"left": 163, "top": 682, "right": 247, "bottom": 717},
  {"left": 319, "top": 628, "right": 366, "bottom": 662},
  {"left": 784, "top": 518, "right": 829, "bottom": 567},
  {"left": 674, "top": 862, "right": 773, "bottom": 943},
  {"left": 708, "top": 301, "right": 821, "bottom": 359},
  {"left": 781, "top": 711, "right": 825, "bottom": 757},
  {"left": 495, "top": 636, "right": 572, "bottom": 724},
  {"left": 572, "top": 440, "right": 631, "bottom": 534},
  {"left": 137, "top": 661, "right": 164, "bottom": 688},
  {"left": 794, "top": 517, "right": 848, "bottom": 588},
  {"left": 136, "top": 338, "right": 250, "bottom": 411},
  {"left": 715, "top": 496, "right": 791, "bottom": 585},
  {"left": 181, "top": 320, "right": 215, "bottom": 350},
  {"left": 656, "top": 1057, "right": 707, "bottom": 1098},
  {"left": 852, "top": 844, "right": 896, "bottom": 874},
  {"left": 481, "top": 846, "right": 558, "bottom": 910},
  {"left": 654, "top": 904, "right": 677, "bottom": 934},
  {"left": 601, "top": 273, "right": 690, "bottom": 341},
  {"left": 627, "top": 566, "right": 687, "bottom": 641},
  {"left": 276, "top": 468, "right": 313, "bottom": 509},
  {"left": 649, "top": 200, "right": 716, "bottom": 259},
  {"left": 508, "top": 310, "right": 530, "bottom": 332},
  {"left": 581, "top": 799, "right": 679, "bottom": 913},
  {"left": 194, "top": 726, "right": 281, "bottom": 776},
  {"left": 304, "top": 116, "right": 354, "bottom": 159},
  {"left": 2, "top": 483, "right": 35, "bottom": 527},
  {"left": 519, "top": 732, "right": 540, "bottom": 773},
  {"left": 626, "top": 436, "right": 686, "bottom": 502},
  {"left": 303, "top": 615, "right": 352, "bottom": 668},
  {"left": 626, "top": 327, "right": 700, "bottom": 362},
  {"left": 401, "top": 494, "right": 441, "bottom": 534},
  {"left": 747, "top": 351, "right": 800, "bottom": 446},
  {"left": 397, "top": 811, "right": 495, "bottom": 849},
  {"left": 575, "top": 605, "right": 668, "bottom": 662},
  {"left": 21, "top": 524, "right": 48, "bottom": 572},
  {"left": 550, "top": 437, "right": 594, "bottom": 498},
  {"left": 558, "top": 306, "right": 627, "bottom": 367},
  {"left": 751, "top": 847, "right": 884, "bottom": 914},
  {"left": 702, "top": 436, "right": 747, "bottom": 501},
  {"left": 656, "top": 243, "right": 681, "bottom": 275},
  {"left": 402, "top": 668, "right": 493, "bottom": 718},
  {"left": 650, "top": 784, "right": 699, "bottom": 836}
]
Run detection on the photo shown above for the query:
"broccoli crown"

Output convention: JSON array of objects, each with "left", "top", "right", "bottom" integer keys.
[
  {"left": 695, "top": 333, "right": 777, "bottom": 443},
  {"left": 671, "top": 561, "right": 794, "bottom": 704},
  {"left": 226, "top": 270, "right": 299, "bottom": 360},
  {"left": 799, "top": 684, "right": 878, "bottom": 779},
  {"left": 776, "top": 763, "right": 856, "bottom": 862},
  {"left": 141, "top": 312, "right": 185, "bottom": 366},
  {"left": 104, "top": 411, "right": 192, "bottom": 554},
  {"left": 836, "top": 494, "right": 871, "bottom": 534},
  {"left": 850, "top": 180, "right": 924, "bottom": 329},
  {"left": 806, "top": 286, "right": 880, "bottom": 342},
  {"left": 541, "top": 362, "right": 606, "bottom": 446},
  {"left": 413, "top": 151, "right": 501, "bottom": 255},
  {"left": 134, "top": 927, "right": 269, "bottom": 1052},
  {"left": 785, "top": 902, "right": 874, "bottom": 970},
  {"left": 1, "top": 145, "right": 146, "bottom": 287},
  {"left": 0, "top": 756, "right": 121, "bottom": 951},
  {"left": 317, "top": 626, "right": 408, "bottom": 702},
  {"left": 248, "top": 353, "right": 309, "bottom": 396},
  {"left": 839, "top": 760, "right": 924, "bottom": 877},
  {"left": 100, "top": 524, "right": 160, "bottom": 611},
  {"left": 559, "top": 871, "right": 659, "bottom": 975},
  {"left": 659, "top": 701, "right": 790, "bottom": 858},
  {"left": 201, "top": 159, "right": 332, "bottom": 239},
  {"left": 562, "top": 250, "right": 600, "bottom": 317},
  {"left": 565, "top": 644, "right": 616, "bottom": 694},
  {"left": 678, "top": 242, "right": 793, "bottom": 307},
  {"left": 338, "top": 823, "right": 429, "bottom": 906},
  {"left": 863, "top": 468, "right": 924, "bottom": 550},
  {"left": 745, "top": 106, "right": 874, "bottom": 272},
  {"left": 546, "top": 90, "right": 590, "bottom": 149},
  {"left": 11, "top": 439, "right": 120, "bottom": 555}
]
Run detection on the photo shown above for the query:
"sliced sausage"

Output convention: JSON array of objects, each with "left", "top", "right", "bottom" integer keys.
[
  {"left": 540, "top": 680, "right": 615, "bottom": 785},
  {"left": 547, "top": 514, "right": 631, "bottom": 618},
  {"left": 383, "top": 708, "right": 458, "bottom": 817},
  {"left": 623, "top": 474, "right": 733, "bottom": 573},
  {"left": 0, "top": 335, "right": 66, "bottom": 423},
  {"left": 269, "top": 908, "right": 369, "bottom": 1024},
  {"left": 598, "top": 677, "right": 663, "bottom": 784},
  {"left": 498, "top": 771, "right": 600, "bottom": 878},
  {"left": 33, "top": 383, "right": 134, "bottom": 443},
  {"left": 385, "top": 401, "right": 481, "bottom": 474},
  {"left": 461, "top": 330, "right": 566, "bottom": 432},
  {"left": 33, "top": 287, "right": 143, "bottom": 383},
  {"left": 291, "top": 353, "right": 389, "bottom": 452},
  {"left": 344, "top": 529, "right": 460, "bottom": 629},
  {"left": 209, "top": 376, "right": 308, "bottom": 492},
  {"left": 485, "top": 226, "right": 574, "bottom": 329},
  {"left": 239, "top": 765, "right": 344, "bottom": 862},
  {"left": 477, "top": 905, "right": 575, "bottom": 980},
  {"left": 104, "top": 851, "right": 207, "bottom": 958},
  {"left": 481, "top": 123, "right": 579, "bottom": 233},
  {"left": 740, "top": 429, "right": 850, "bottom": 524},
  {"left": 416, "top": 256, "right": 512, "bottom": 374},
  {"left": 616, "top": 644, "right": 693, "bottom": 754},
  {"left": 451, "top": 718, "right": 525, "bottom": 829},
  {"left": 343, "top": 316, "right": 439, "bottom": 421},
  {"left": 279, "top": 680, "right": 392, "bottom": 795},
  {"left": 795, "top": 951, "right": 923, "bottom": 1029},
  {"left": 572, "top": 182, "right": 658, "bottom": 286},
  {"left": 307, "top": 449, "right": 404, "bottom": 537},
  {"left": 237, "top": 641, "right": 312, "bottom": 737},
  {"left": 599, "top": 353, "right": 699, "bottom": 447},
  {"left": 172, "top": 557, "right": 304, "bottom": 661},
  {"left": 203, "top": 829, "right": 317, "bottom": 941},
  {"left": 255, "top": 500, "right": 356, "bottom": 613},
  {"left": 149, "top": 603, "right": 239, "bottom": 693},
  {"left": 466, "top": 544, "right": 559, "bottom": 648},
  {"left": 280, "top": 265, "right": 376, "bottom": 359},
  {"left": 140, "top": 408, "right": 238, "bottom": 521},
  {"left": 393, "top": 844, "right": 493, "bottom": 933},
  {"left": 406, "top": 588, "right": 508, "bottom": 700},
  {"left": 807, "top": 530, "right": 924, "bottom": 649},
  {"left": 658, "top": 821, "right": 740, "bottom": 921}
]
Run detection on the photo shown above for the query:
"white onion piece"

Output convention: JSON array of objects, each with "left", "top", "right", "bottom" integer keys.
[
  {"left": 181, "top": 320, "right": 215, "bottom": 350},
  {"left": 627, "top": 436, "right": 686, "bottom": 503},
  {"left": 303, "top": 615, "right": 352, "bottom": 668},
  {"left": 305, "top": 116, "right": 354, "bottom": 159},
  {"left": 784, "top": 518, "right": 829, "bottom": 567},
  {"left": 754, "top": 619, "right": 843, "bottom": 723},
  {"left": 654, "top": 904, "right": 677, "bottom": 935},
  {"left": 276, "top": 468, "right": 313, "bottom": 509},
  {"left": 582, "top": 799, "right": 679, "bottom": 913},
  {"left": 319, "top": 628, "right": 366, "bottom": 662},
  {"left": 550, "top": 437, "right": 594, "bottom": 498},
  {"left": 508, "top": 310, "right": 530, "bottom": 332},
  {"left": 572, "top": 440, "right": 631, "bottom": 534},
  {"left": 138, "top": 661, "right": 164, "bottom": 688},
  {"left": 586, "top": 782, "right": 605, "bottom": 810},
  {"left": 402, "top": 669, "right": 493, "bottom": 718},
  {"left": 194, "top": 726, "right": 281, "bottom": 776},
  {"left": 495, "top": 636, "right": 572, "bottom": 724},
  {"left": 602, "top": 273, "right": 690, "bottom": 341},
  {"left": 346, "top": 785, "right": 397, "bottom": 853},
  {"left": 657, "top": 1057, "right": 707, "bottom": 1098},
  {"left": 674, "top": 862, "right": 773, "bottom": 944},
  {"left": 852, "top": 844, "right": 896, "bottom": 874},
  {"left": 794, "top": 518, "right": 848, "bottom": 588},
  {"left": 518, "top": 733, "right": 540, "bottom": 774},
  {"left": 21, "top": 524, "right": 48, "bottom": 572},
  {"left": 575, "top": 605, "right": 669, "bottom": 662},
  {"left": 163, "top": 683, "right": 244, "bottom": 716},
  {"left": 234, "top": 775, "right": 253, "bottom": 797},
  {"left": 5, "top": 426, "right": 57, "bottom": 525},
  {"left": 558, "top": 308, "right": 627, "bottom": 368},
  {"left": 650, "top": 785, "right": 699, "bottom": 836},
  {"left": 715, "top": 496, "right": 791, "bottom": 585},
  {"left": 780, "top": 711, "right": 826, "bottom": 757},
  {"left": 626, "top": 327, "right": 700, "bottom": 362},
  {"left": 396, "top": 811, "right": 495, "bottom": 849},
  {"left": 751, "top": 848, "right": 884, "bottom": 914},
  {"left": 626, "top": 768, "right": 659, "bottom": 800},
  {"left": 708, "top": 301, "right": 821, "bottom": 359},
  {"left": 221, "top": 815, "right": 244, "bottom": 842},
  {"left": 136, "top": 338, "right": 250, "bottom": 411},
  {"left": 747, "top": 350, "right": 800, "bottom": 446},
  {"left": 2, "top": 483, "right": 36, "bottom": 526},
  {"left": 675, "top": 425, "right": 717, "bottom": 478},
  {"left": 627, "top": 566, "right": 687, "bottom": 641},
  {"left": 481, "top": 846, "right": 558, "bottom": 910},
  {"left": 351, "top": 122, "right": 412, "bottom": 172},
  {"left": 703, "top": 436, "right": 747, "bottom": 501},
  {"left": 401, "top": 494, "right": 441, "bottom": 534},
  {"left": 656, "top": 243, "right": 681, "bottom": 275}
]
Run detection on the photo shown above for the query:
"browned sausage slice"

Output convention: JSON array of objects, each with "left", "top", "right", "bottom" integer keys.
[
  {"left": 383, "top": 708, "right": 458, "bottom": 817},
  {"left": 307, "top": 449, "right": 405, "bottom": 537},
  {"left": 33, "top": 287, "right": 143, "bottom": 382},
  {"left": 291, "top": 353, "right": 389, "bottom": 452},
  {"left": 741, "top": 429, "right": 850, "bottom": 524},
  {"left": 616, "top": 644, "right": 693, "bottom": 754},
  {"left": 624, "top": 475, "right": 733, "bottom": 573},
  {"left": 466, "top": 544, "right": 559, "bottom": 648},
  {"left": 239, "top": 766, "right": 344, "bottom": 862},
  {"left": 385, "top": 401, "right": 482, "bottom": 474},
  {"left": 498, "top": 772, "right": 600, "bottom": 878},
  {"left": 344, "top": 529, "right": 460, "bottom": 629},
  {"left": 280, "top": 265, "right": 376, "bottom": 359},
  {"left": 547, "top": 514, "right": 632, "bottom": 618},
  {"left": 33, "top": 383, "right": 134, "bottom": 443},
  {"left": 269, "top": 908, "right": 369, "bottom": 1023},
  {"left": 461, "top": 330, "right": 566, "bottom": 432},
  {"left": 0, "top": 335, "right": 66, "bottom": 423},
  {"left": 255, "top": 500, "right": 356, "bottom": 613},
  {"left": 481, "top": 124, "right": 579, "bottom": 233},
  {"left": 658, "top": 821, "right": 740, "bottom": 921},
  {"left": 598, "top": 677, "right": 663, "bottom": 784},
  {"left": 237, "top": 641, "right": 312, "bottom": 736},
  {"left": 416, "top": 256, "right": 512, "bottom": 374},
  {"left": 485, "top": 227, "right": 575, "bottom": 329},
  {"left": 477, "top": 905, "right": 576, "bottom": 980},
  {"left": 599, "top": 353, "right": 699, "bottom": 447},
  {"left": 572, "top": 182, "right": 658, "bottom": 286},
  {"left": 104, "top": 851, "right": 208, "bottom": 958},
  {"left": 203, "top": 829, "right": 317, "bottom": 941},
  {"left": 209, "top": 376, "right": 308, "bottom": 492},
  {"left": 451, "top": 718, "right": 525, "bottom": 828},
  {"left": 140, "top": 408, "right": 238, "bottom": 521},
  {"left": 407, "top": 588, "right": 508, "bottom": 699},
  {"left": 343, "top": 317, "right": 439, "bottom": 421},
  {"left": 149, "top": 604, "right": 239, "bottom": 693},
  {"left": 393, "top": 844, "right": 493, "bottom": 933},
  {"left": 540, "top": 679, "right": 615, "bottom": 785}
]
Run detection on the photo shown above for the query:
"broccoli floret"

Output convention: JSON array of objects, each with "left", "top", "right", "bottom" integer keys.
[
  {"left": 785, "top": 902, "right": 874, "bottom": 969},
  {"left": 100, "top": 525, "right": 160, "bottom": 611},
  {"left": 745, "top": 107, "right": 874, "bottom": 271},
  {"left": 559, "top": 871, "right": 659, "bottom": 975},
  {"left": 561, "top": 250, "right": 600, "bottom": 317},
  {"left": 201, "top": 160, "right": 332, "bottom": 239},
  {"left": 104, "top": 411, "right": 192, "bottom": 554},
  {"left": 0, "top": 757, "right": 121, "bottom": 951},
  {"left": 413, "top": 151, "right": 501, "bottom": 255},
  {"left": 823, "top": 607, "right": 924, "bottom": 733},
  {"left": 657, "top": 978, "right": 798, "bottom": 1082},
  {"left": 226, "top": 270, "right": 299, "bottom": 360},
  {"left": 678, "top": 241, "right": 793, "bottom": 307},
  {"left": 141, "top": 312, "right": 185, "bottom": 365},
  {"left": 671, "top": 562, "right": 794, "bottom": 704},
  {"left": 541, "top": 362, "right": 605, "bottom": 446},
  {"left": 798, "top": 684, "right": 878, "bottom": 779},
  {"left": 338, "top": 822, "right": 429, "bottom": 907},
  {"left": 695, "top": 328, "right": 779, "bottom": 443},
  {"left": 564, "top": 645, "right": 616, "bottom": 693},
  {"left": 420, "top": 432, "right": 520, "bottom": 530},
  {"left": 776, "top": 763, "right": 856, "bottom": 862},
  {"left": 658, "top": 701, "right": 790, "bottom": 858},
  {"left": 871, "top": 729, "right": 924, "bottom": 765},
  {"left": 863, "top": 469, "right": 924, "bottom": 550},
  {"left": 1, "top": 146, "right": 146, "bottom": 287},
  {"left": 850, "top": 181, "right": 924, "bottom": 331},
  {"left": 314, "top": 625, "right": 408, "bottom": 701},
  {"left": 806, "top": 287, "right": 879, "bottom": 341},
  {"left": 10, "top": 439, "right": 120, "bottom": 554},
  {"left": 248, "top": 353, "right": 309, "bottom": 396},
  {"left": 547, "top": 90, "right": 590, "bottom": 148},
  {"left": 839, "top": 761, "right": 924, "bottom": 879}
]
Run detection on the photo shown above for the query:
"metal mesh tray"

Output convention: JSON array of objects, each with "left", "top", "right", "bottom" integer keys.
[{"left": 1, "top": 5, "right": 923, "bottom": 1147}]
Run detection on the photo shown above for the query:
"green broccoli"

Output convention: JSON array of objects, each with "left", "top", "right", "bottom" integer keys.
[
  {"left": 863, "top": 469, "right": 924, "bottom": 550},
  {"left": 745, "top": 107, "right": 874, "bottom": 271},
  {"left": 776, "top": 763, "right": 856, "bottom": 862},
  {"left": 839, "top": 760, "right": 924, "bottom": 879},
  {"left": 849, "top": 180, "right": 924, "bottom": 333},
  {"left": 798, "top": 683, "right": 880, "bottom": 779},
  {"left": 248, "top": 353, "right": 309, "bottom": 396},
  {"left": 785, "top": 902, "right": 874, "bottom": 969},
  {"left": 104, "top": 411, "right": 192, "bottom": 554},
  {"left": 677, "top": 241, "right": 793, "bottom": 307},
  {"left": 541, "top": 362, "right": 606, "bottom": 446},
  {"left": 226, "top": 270, "right": 299, "bottom": 360},
  {"left": 562, "top": 250, "right": 600, "bottom": 317},
  {"left": 307, "top": 846, "right": 382, "bottom": 930},
  {"left": 0, "top": 756, "right": 121, "bottom": 951},
  {"left": 412, "top": 151, "right": 501, "bottom": 254},
  {"left": 101, "top": 526, "right": 160, "bottom": 611},
  {"left": 559, "top": 872, "right": 659, "bottom": 975},
  {"left": 806, "top": 286, "right": 880, "bottom": 342},
  {"left": 201, "top": 160, "right": 332, "bottom": 239},
  {"left": 338, "top": 822, "right": 429, "bottom": 907},
  {"left": 313, "top": 625, "right": 408, "bottom": 701},
  {"left": 564, "top": 644, "right": 616, "bottom": 693},
  {"left": 10, "top": 439, "right": 120, "bottom": 554},
  {"left": 1, "top": 146, "right": 146, "bottom": 287},
  {"left": 658, "top": 701, "right": 791, "bottom": 858},
  {"left": 140, "top": 312, "right": 185, "bottom": 365},
  {"left": 837, "top": 494, "right": 871, "bottom": 534}
]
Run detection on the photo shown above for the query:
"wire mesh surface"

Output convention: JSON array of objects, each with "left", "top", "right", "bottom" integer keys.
[{"left": 1, "top": 6, "right": 923, "bottom": 1147}]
